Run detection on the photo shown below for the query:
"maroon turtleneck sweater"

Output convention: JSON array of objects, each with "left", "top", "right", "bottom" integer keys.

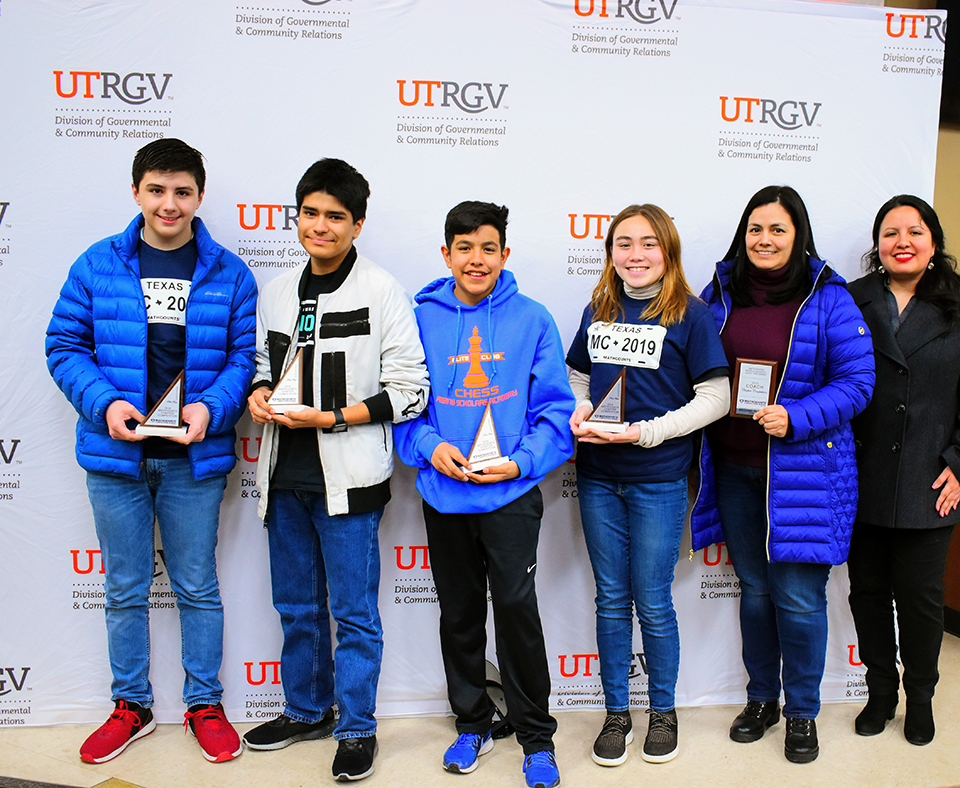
[{"left": 708, "top": 263, "right": 804, "bottom": 467}]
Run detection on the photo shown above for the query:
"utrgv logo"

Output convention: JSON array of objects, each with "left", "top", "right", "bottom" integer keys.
[
  {"left": 702, "top": 542, "right": 733, "bottom": 567},
  {"left": 238, "top": 204, "right": 299, "bottom": 231},
  {"left": 245, "top": 661, "right": 282, "bottom": 685},
  {"left": 558, "top": 653, "right": 599, "bottom": 677},
  {"left": 54, "top": 70, "right": 173, "bottom": 106},
  {"left": 0, "top": 439, "right": 19, "bottom": 464},
  {"left": 71, "top": 549, "right": 105, "bottom": 575},
  {"left": 574, "top": 0, "right": 678, "bottom": 23},
  {"left": 720, "top": 96, "right": 821, "bottom": 131},
  {"left": 559, "top": 652, "right": 647, "bottom": 677},
  {"left": 241, "top": 437, "right": 261, "bottom": 463},
  {"left": 397, "top": 80, "right": 508, "bottom": 114},
  {"left": 885, "top": 13, "right": 946, "bottom": 43},
  {"left": 396, "top": 545, "right": 430, "bottom": 570},
  {"left": 0, "top": 668, "right": 30, "bottom": 697},
  {"left": 72, "top": 548, "right": 167, "bottom": 578},
  {"left": 569, "top": 213, "right": 612, "bottom": 240}
]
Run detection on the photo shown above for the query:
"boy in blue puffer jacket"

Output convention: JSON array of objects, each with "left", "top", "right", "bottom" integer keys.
[
  {"left": 394, "top": 201, "right": 574, "bottom": 788},
  {"left": 45, "top": 138, "right": 257, "bottom": 766}
]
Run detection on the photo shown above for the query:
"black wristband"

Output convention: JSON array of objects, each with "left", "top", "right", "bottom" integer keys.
[{"left": 331, "top": 407, "right": 347, "bottom": 433}]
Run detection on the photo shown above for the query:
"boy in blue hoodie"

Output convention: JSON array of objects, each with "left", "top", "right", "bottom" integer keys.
[{"left": 394, "top": 202, "right": 574, "bottom": 788}]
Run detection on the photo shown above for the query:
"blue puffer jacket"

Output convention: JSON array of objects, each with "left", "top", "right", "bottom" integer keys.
[
  {"left": 46, "top": 215, "right": 257, "bottom": 479},
  {"left": 690, "top": 256, "right": 874, "bottom": 564}
]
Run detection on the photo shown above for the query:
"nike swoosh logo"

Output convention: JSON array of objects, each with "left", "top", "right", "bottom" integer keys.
[{"left": 527, "top": 564, "right": 536, "bottom": 573}]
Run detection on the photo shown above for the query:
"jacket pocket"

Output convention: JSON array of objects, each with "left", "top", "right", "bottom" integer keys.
[
  {"left": 319, "top": 351, "right": 347, "bottom": 413},
  {"left": 319, "top": 308, "right": 371, "bottom": 338},
  {"left": 823, "top": 433, "right": 838, "bottom": 477},
  {"left": 267, "top": 331, "right": 292, "bottom": 386}
]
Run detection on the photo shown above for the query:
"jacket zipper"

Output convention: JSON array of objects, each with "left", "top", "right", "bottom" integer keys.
[
  {"left": 763, "top": 264, "right": 827, "bottom": 561},
  {"left": 691, "top": 274, "right": 730, "bottom": 561},
  {"left": 263, "top": 288, "right": 309, "bottom": 516}
]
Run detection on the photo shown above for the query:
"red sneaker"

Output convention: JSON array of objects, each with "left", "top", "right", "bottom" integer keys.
[
  {"left": 80, "top": 700, "right": 156, "bottom": 763},
  {"left": 184, "top": 703, "right": 242, "bottom": 763}
]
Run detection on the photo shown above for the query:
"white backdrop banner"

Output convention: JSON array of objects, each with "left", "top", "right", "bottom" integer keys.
[{"left": 0, "top": 0, "right": 945, "bottom": 726}]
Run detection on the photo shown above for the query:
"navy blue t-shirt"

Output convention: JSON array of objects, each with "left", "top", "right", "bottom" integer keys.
[
  {"left": 566, "top": 294, "right": 727, "bottom": 482},
  {"left": 138, "top": 237, "right": 197, "bottom": 458},
  {"left": 270, "top": 249, "right": 358, "bottom": 492}
]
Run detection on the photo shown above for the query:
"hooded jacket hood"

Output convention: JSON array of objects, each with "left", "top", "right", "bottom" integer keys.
[
  {"left": 414, "top": 269, "right": 519, "bottom": 394},
  {"left": 394, "top": 267, "right": 575, "bottom": 515}
]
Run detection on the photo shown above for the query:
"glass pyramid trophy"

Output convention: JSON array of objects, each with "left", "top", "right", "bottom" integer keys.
[
  {"left": 267, "top": 349, "right": 305, "bottom": 413},
  {"left": 135, "top": 370, "right": 188, "bottom": 437},
  {"left": 461, "top": 403, "right": 510, "bottom": 472},
  {"left": 581, "top": 369, "right": 628, "bottom": 433}
]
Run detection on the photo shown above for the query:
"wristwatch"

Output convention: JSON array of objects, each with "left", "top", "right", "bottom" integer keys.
[{"left": 331, "top": 407, "right": 347, "bottom": 433}]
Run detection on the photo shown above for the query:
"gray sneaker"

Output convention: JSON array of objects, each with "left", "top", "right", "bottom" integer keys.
[
  {"left": 242, "top": 709, "right": 336, "bottom": 751},
  {"left": 641, "top": 708, "right": 678, "bottom": 763},
  {"left": 592, "top": 712, "right": 633, "bottom": 766}
]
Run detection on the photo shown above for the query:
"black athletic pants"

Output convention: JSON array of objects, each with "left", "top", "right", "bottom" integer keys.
[{"left": 423, "top": 486, "right": 557, "bottom": 754}]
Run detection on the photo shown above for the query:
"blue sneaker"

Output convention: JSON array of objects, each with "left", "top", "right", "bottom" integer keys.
[
  {"left": 443, "top": 731, "right": 493, "bottom": 774},
  {"left": 523, "top": 750, "right": 560, "bottom": 788}
]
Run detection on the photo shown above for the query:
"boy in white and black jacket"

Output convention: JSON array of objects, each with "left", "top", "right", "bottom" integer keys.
[{"left": 245, "top": 159, "right": 427, "bottom": 782}]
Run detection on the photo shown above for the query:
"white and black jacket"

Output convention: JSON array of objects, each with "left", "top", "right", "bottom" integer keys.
[{"left": 253, "top": 253, "right": 428, "bottom": 517}]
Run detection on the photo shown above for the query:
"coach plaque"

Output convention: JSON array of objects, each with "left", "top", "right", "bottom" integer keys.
[{"left": 730, "top": 358, "right": 777, "bottom": 418}]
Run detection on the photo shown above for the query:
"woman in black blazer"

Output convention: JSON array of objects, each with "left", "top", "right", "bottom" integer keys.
[{"left": 847, "top": 195, "right": 960, "bottom": 746}]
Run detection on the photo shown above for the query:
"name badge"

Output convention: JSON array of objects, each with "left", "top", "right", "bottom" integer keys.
[
  {"left": 586, "top": 322, "right": 666, "bottom": 369},
  {"left": 141, "top": 278, "right": 191, "bottom": 326}
]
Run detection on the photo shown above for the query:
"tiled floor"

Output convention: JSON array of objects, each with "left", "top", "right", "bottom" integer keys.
[{"left": 2, "top": 635, "right": 959, "bottom": 788}]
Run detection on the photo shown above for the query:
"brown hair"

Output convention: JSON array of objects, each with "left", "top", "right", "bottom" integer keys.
[{"left": 590, "top": 204, "right": 692, "bottom": 326}]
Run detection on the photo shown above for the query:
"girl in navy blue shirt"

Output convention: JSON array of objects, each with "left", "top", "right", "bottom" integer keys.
[{"left": 566, "top": 204, "right": 728, "bottom": 767}]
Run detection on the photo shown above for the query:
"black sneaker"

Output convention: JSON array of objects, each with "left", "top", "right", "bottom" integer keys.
[
  {"left": 242, "top": 709, "right": 336, "bottom": 751},
  {"left": 333, "top": 735, "right": 378, "bottom": 781},
  {"left": 592, "top": 711, "right": 633, "bottom": 766},
  {"left": 641, "top": 708, "right": 678, "bottom": 763}
]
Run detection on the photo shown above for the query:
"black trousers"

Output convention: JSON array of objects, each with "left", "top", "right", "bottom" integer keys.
[
  {"left": 423, "top": 486, "right": 557, "bottom": 754},
  {"left": 847, "top": 522, "right": 955, "bottom": 702}
]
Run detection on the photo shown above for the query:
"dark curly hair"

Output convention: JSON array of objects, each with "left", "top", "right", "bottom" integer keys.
[{"left": 862, "top": 194, "right": 960, "bottom": 323}]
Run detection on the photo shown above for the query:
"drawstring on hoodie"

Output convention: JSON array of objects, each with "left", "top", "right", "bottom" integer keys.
[
  {"left": 416, "top": 271, "right": 517, "bottom": 393},
  {"left": 448, "top": 305, "right": 463, "bottom": 393},
  {"left": 447, "top": 294, "right": 497, "bottom": 392},
  {"left": 487, "top": 296, "right": 497, "bottom": 379}
]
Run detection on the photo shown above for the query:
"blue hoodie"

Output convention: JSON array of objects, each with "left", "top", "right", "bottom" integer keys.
[{"left": 394, "top": 269, "right": 575, "bottom": 514}]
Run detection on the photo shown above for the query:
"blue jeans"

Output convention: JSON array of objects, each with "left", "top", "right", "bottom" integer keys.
[
  {"left": 577, "top": 475, "right": 686, "bottom": 712},
  {"left": 85, "top": 458, "right": 228, "bottom": 708},
  {"left": 266, "top": 489, "right": 383, "bottom": 740},
  {"left": 713, "top": 460, "right": 830, "bottom": 718}
]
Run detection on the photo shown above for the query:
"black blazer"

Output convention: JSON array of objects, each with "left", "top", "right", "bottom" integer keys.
[{"left": 849, "top": 273, "right": 960, "bottom": 530}]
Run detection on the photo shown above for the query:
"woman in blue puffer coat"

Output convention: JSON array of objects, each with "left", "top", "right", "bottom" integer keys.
[{"left": 691, "top": 185, "right": 874, "bottom": 764}]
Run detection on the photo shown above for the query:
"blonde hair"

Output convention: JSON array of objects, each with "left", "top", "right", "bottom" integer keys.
[{"left": 590, "top": 204, "right": 693, "bottom": 326}]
